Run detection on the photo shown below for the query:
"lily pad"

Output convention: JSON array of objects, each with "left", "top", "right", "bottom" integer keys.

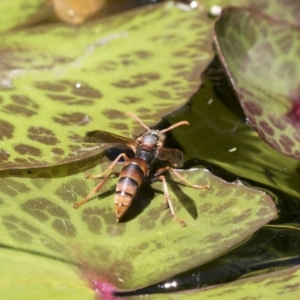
[
  {"left": 0, "top": 248, "right": 94, "bottom": 300},
  {"left": 129, "top": 265, "right": 300, "bottom": 299},
  {"left": 249, "top": 0, "right": 300, "bottom": 26},
  {"left": 0, "top": 2, "right": 214, "bottom": 170},
  {"left": 0, "top": 159, "right": 276, "bottom": 292},
  {"left": 214, "top": 7, "right": 300, "bottom": 160},
  {"left": 0, "top": 0, "right": 50, "bottom": 33}
]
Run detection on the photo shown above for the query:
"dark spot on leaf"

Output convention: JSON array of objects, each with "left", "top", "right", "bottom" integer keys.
[
  {"left": 172, "top": 64, "right": 186, "bottom": 69},
  {"left": 55, "top": 179, "right": 87, "bottom": 202},
  {"left": 231, "top": 209, "right": 251, "bottom": 223},
  {"left": 51, "top": 147, "right": 65, "bottom": 156},
  {"left": 121, "top": 59, "right": 135, "bottom": 66},
  {"left": 103, "top": 109, "right": 125, "bottom": 119},
  {"left": 243, "top": 101, "right": 263, "bottom": 116},
  {"left": 47, "top": 94, "right": 74, "bottom": 101},
  {"left": 0, "top": 148, "right": 10, "bottom": 161},
  {"left": 71, "top": 84, "right": 102, "bottom": 99},
  {"left": 179, "top": 248, "right": 197, "bottom": 259},
  {"left": 138, "top": 206, "right": 161, "bottom": 231},
  {"left": 135, "top": 50, "right": 152, "bottom": 59},
  {"left": 82, "top": 207, "right": 103, "bottom": 234},
  {"left": 97, "top": 60, "right": 118, "bottom": 71},
  {"left": 269, "top": 115, "right": 287, "bottom": 130},
  {"left": 41, "top": 237, "right": 67, "bottom": 254},
  {"left": 3, "top": 104, "right": 37, "bottom": 116},
  {"left": 11, "top": 95, "right": 39, "bottom": 109},
  {"left": 111, "top": 73, "right": 159, "bottom": 88},
  {"left": 150, "top": 90, "right": 172, "bottom": 99},
  {"left": 14, "top": 158, "right": 31, "bottom": 165},
  {"left": 14, "top": 143, "right": 42, "bottom": 157},
  {"left": 35, "top": 81, "right": 67, "bottom": 92},
  {"left": 22, "top": 198, "right": 70, "bottom": 221},
  {"left": 52, "top": 219, "right": 76, "bottom": 237},
  {"left": 173, "top": 50, "right": 187, "bottom": 57},
  {"left": 3, "top": 221, "right": 17, "bottom": 231},
  {"left": 279, "top": 134, "right": 295, "bottom": 147},
  {"left": 110, "top": 122, "right": 129, "bottom": 130},
  {"left": 197, "top": 202, "right": 213, "bottom": 214},
  {"left": 268, "top": 138, "right": 281, "bottom": 152},
  {"left": 27, "top": 126, "right": 59, "bottom": 145},
  {"left": 120, "top": 96, "right": 142, "bottom": 104},
  {"left": 163, "top": 80, "right": 180, "bottom": 86},
  {"left": 203, "top": 233, "right": 223, "bottom": 243},
  {"left": 154, "top": 241, "right": 164, "bottom": 249},
  {"left": 53, "top": 112, "right": 91, "bottom": 126},
  {"left": 213, "top": 199, "right": 236, "bottom": 214},
  {"left": 93, "top": 245, "right": 112, "bottom": 260},
  {"left": 283, "top": 282, "right": 300, "bottom": 292},
  {"left": 174, "top": 71, "right": 190, "bottom": 77},
  {"left": 259, "top": 121, "right": 274, "bottom": 136},
  {"left": 1, "top": 178, "right": 31, "bottom": 196},
  {"left": 0, "top": 119, "right": 14, "bottom": 140},
  {"left": 137, "top": 108, "right": 150, "bottom": 114},
  {"left": 48, "top": 204, "right": 69, "bottom": 218},
  {"left": 257, "top": 207, "right": 270, "bottom": 217},
  {"left": 12, "top": 230, "right": 34, "bottom": 243},
  {"left": 138, "top": 242, "right": 149, "bottom": 251}
]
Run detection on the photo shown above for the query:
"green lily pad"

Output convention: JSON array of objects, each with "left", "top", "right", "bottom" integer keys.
[
  {"left": 249, "top": 0, "right": 300, "bottom": 26},
  {"left": 214, "top": 7, "right": 300, "bottom": 160},
  {"left": 128, "top": 265, "right": 300, "bottom": 299},
  {"left": 0, "top": 248, "right": 94, "bottom": 300},
  {"left": 0, "top": 0, "right": 50, "bottom": 33},
  {"left": 0, "top": 159, "right": 276, "bottom": 292},
  {"left": 0, "top": 2, "right": 214, "bottom": 170}
]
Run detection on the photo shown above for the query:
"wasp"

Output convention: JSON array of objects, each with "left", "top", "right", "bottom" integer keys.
[{"left": 73, "top": 112, "right": 210, "bottom": 226}]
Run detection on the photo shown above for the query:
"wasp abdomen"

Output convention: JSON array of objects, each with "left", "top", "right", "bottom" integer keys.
[{"left": 114, "top": 158, "right": 148, "bottom": 221}]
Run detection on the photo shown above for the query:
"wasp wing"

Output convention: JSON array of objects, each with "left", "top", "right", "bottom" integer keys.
[
  {"left": 157, "top": 147, "right": 184, "bottom": 167},
  {"left": 83, "top": 130, "right": 137, "bottom": 148}
]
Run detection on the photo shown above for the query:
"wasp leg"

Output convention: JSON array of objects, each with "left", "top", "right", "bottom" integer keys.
[
  {"left": 84, "top": 153, "right": 130, "bottom": 179},
  {"left": 73, "top": 153, "right": 130, "bottom": 209},
  {"left": 154, "top": 166, "right": 210, "bottom": 189},
  {"left": 169, "top": 168, "right": 210, "bottom": 190},
  {"left": 73, "top": 172, "right": 119, "bottom": 208},
  {"left": 155, "top": 175, "right": 187, "bottom": 227}
]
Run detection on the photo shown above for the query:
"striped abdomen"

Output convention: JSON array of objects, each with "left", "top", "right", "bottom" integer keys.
[{"left": 114, "top": 158, "right": 148, "bottom": 222}]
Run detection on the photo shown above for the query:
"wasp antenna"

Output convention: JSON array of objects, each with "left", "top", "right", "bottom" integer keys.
[
  {"left": 125, "top": 112, "right": 151, "bottom": 131},
  {"left": 161, "top": 121, "right": 189, "bottom": 133}
]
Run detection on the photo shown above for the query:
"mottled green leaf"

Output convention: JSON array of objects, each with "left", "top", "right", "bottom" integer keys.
[
  {"left": 129, "top": 265, "right": 300, "bottom": 299},
  {"left": 0, "top": 0, "right": 49, "bottom": 33},
  {"left": 0, "top": 248, "right": 94, "bottom": 300},
  {"left": 0, "top": 2, "right": 214, "bottom": 170},
  {"left": 214, "top": 7, "right": 300, "bottom": 160},
  {"left": 0, "top": 160, "right": 276, "bottom": 291},
  {"left": 250, "top": 0, "right": 300, "bottom": 26}
]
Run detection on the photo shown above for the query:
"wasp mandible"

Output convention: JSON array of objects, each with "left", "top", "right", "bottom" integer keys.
[{"left": 73, "top": 112, "right": 210, "bottom": 226}]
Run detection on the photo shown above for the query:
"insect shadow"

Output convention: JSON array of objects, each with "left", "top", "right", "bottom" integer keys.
[{"left": 167, "top": 177, "right": 198, "bottom": 220}]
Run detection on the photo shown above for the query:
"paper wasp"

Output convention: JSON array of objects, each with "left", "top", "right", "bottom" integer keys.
[{"left": 73, "top": 112, "right": 210, "bottom": 226}]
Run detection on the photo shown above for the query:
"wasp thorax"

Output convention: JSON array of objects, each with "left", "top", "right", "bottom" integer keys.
[{"left": 140, "top": 130, "right": 165, "bottom": 146}]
